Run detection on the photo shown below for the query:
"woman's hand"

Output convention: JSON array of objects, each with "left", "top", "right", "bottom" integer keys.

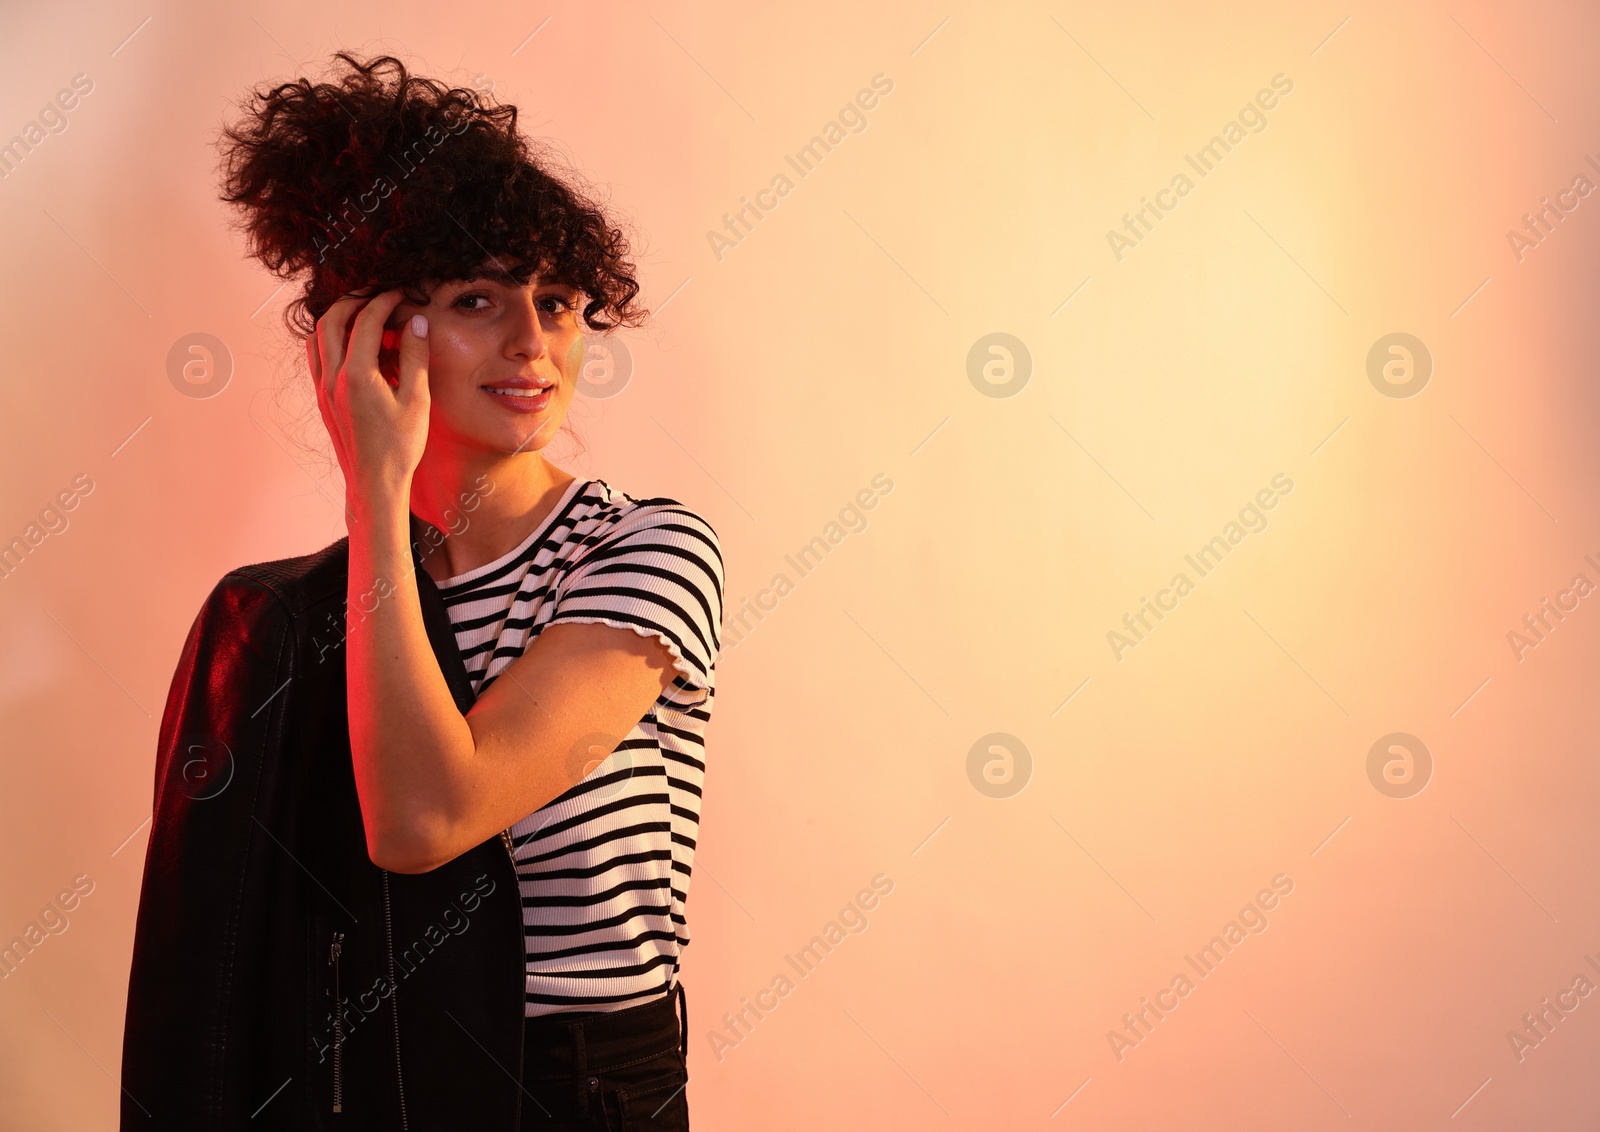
[{"left": 306, "top": 290, "right": 431, "bottom": 509}]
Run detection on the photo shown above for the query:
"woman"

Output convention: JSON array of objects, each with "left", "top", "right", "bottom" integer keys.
[{"left": 120, "top": 53, "right": 721, "bottom": 1130}]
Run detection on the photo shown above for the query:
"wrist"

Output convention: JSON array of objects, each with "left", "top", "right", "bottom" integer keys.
[
  {"left": 348, "top": 502, "right": 414, "bottom": 563},
  {"left": 348, "top": 475, "right": 413, "bottom": 527}
]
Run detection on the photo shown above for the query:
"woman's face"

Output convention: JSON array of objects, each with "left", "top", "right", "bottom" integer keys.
[{"left": 381, "top": 263, "right": 586, "bottom": 459}]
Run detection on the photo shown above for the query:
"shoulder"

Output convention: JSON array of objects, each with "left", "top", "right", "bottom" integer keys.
[
  {"left": 549, "top": 482, "right": 726, "bottom": 682},
  {"left": 571, "top": 480, "right": 723, "bottom": 566},
  {"left": 203, "top": 535, "right": 350, "bottom": 624},
  {"left": 169, "top": 536, "right": 350, "bottom": 683},
  {"left": 557, "top": 481, "right": 725, "bottom": 622}
]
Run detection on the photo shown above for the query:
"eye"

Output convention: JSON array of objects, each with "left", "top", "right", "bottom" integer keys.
[
  {"left": 452, "top": 291, "right": 493, "bottom": 311},
  {"left": 536, "top": 293, "right": 579, "bottom": 316}
]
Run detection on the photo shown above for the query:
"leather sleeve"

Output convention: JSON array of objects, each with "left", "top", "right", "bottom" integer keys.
[{"left": 120, "top": 572, "right": 296, "bottom": 1129}]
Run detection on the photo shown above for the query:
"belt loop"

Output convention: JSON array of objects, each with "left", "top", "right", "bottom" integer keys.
[
  {"left": 676, "top": 980, "right": 688, "bottom": 1059},
  {"left": 571, "top": 1020, "right": 590, "bottom": 1119}
]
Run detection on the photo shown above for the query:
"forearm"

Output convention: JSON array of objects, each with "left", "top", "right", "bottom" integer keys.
[{"left": 345, "top": 487, "right": 474, "bottom": 870}]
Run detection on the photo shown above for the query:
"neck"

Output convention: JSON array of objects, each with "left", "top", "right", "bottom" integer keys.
[{"left": 407, "top": 444, "right": 576, "bottom": 584}]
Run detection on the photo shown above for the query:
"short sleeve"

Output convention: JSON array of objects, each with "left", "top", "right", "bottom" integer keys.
[{"left": 547, "top": 502, "right": 725, "bottom": 703}]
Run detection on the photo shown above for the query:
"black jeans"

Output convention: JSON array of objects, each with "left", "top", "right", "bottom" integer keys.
[{"left": 519, "top": 982, "right": 690, "bottom": 1130}]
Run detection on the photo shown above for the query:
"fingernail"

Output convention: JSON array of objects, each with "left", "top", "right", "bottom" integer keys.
[{"left": 411, "top": 314, "right": 429, "bottom": 337}]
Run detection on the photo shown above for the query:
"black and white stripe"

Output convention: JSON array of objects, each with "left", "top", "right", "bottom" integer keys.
[{"left": 435, "top": 477, "right": 724, "bottom": 1017}]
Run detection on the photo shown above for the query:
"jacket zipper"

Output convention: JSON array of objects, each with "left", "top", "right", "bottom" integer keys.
[
  {"left": 373, "top": 836, "right": 520, "bottom": 1128},
  {"left": 328, "top": 930, "right": 345, "bottom": 1113},
  {"left": 501, "top": 825, "right": 527, "bottom": 1131},
  {"left": 380, "top": 870, "right": 410, "bottom": 1132}
]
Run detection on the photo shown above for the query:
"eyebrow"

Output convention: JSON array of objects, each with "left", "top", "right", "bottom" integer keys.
[
  {"left": 460, "top": 263, "right": 578, "bottom": 292},
  {"left": 462, "top": 262, "right": 525, "bottom": 286}
]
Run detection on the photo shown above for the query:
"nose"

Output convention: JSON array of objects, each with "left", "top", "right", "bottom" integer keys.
[{"left": 506, "top": 291, "right": 549, "bottom": 363}]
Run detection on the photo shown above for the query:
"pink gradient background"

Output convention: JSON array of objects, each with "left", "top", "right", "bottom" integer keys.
[{"left": 3, "top": 1, "right": 1600, "bottom": 1128}]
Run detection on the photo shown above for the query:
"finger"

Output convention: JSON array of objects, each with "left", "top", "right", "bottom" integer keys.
[
  {"left": 397, "top": 313, "right": 430, "bottom": 407},
  {"left": 344, "top": 291, "right": 408, "bottom": 383},
  {"left": 315, "top": 294, "right": 373, "bottom": 393},
  {"left": 308, "top": 353, "right": 342, "bottom": 443}
]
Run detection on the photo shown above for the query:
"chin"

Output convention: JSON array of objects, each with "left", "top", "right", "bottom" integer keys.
[{"left": 508, "top": 420, "right": 564, "bottom": 454}]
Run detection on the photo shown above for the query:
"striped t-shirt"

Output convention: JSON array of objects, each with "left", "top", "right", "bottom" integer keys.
[{"left": 432, "top": 476, "right": 724, "bottom": 1017}]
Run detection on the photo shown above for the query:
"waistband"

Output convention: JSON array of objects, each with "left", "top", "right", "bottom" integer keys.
[{"left": 521, "top": 981, "right": 688, "bottom": 1082}]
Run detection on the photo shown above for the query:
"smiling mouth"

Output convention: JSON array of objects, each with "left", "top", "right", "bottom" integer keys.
[{"left": 482, "top": 382, "right": 556, "bottom": 412}]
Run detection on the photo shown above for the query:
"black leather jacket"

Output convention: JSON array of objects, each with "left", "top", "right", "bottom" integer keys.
[{"left": 121, "top": 524, "right": 531, "bottom": 1129}]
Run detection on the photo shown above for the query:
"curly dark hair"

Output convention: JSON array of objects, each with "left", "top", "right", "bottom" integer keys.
[{"left": 218, "top": 52, "right": 646, "bottom": 336}]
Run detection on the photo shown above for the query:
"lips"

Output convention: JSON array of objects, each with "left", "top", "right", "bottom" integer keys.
[{"left": 482, "top": 380, "right": 555, "bottom": 412}]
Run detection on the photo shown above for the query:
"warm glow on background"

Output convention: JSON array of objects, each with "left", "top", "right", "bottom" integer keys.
[{"left": 3, "top": 1, "right": 1600, "bottom": 1128}]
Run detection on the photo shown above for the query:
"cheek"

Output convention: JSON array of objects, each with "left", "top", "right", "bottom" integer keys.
[
  {"left": 427, "top": 326, "right": 490, "bottom": 385},
  {"left": 561, "top": 334, "right": 587, "bottom": 376}
]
